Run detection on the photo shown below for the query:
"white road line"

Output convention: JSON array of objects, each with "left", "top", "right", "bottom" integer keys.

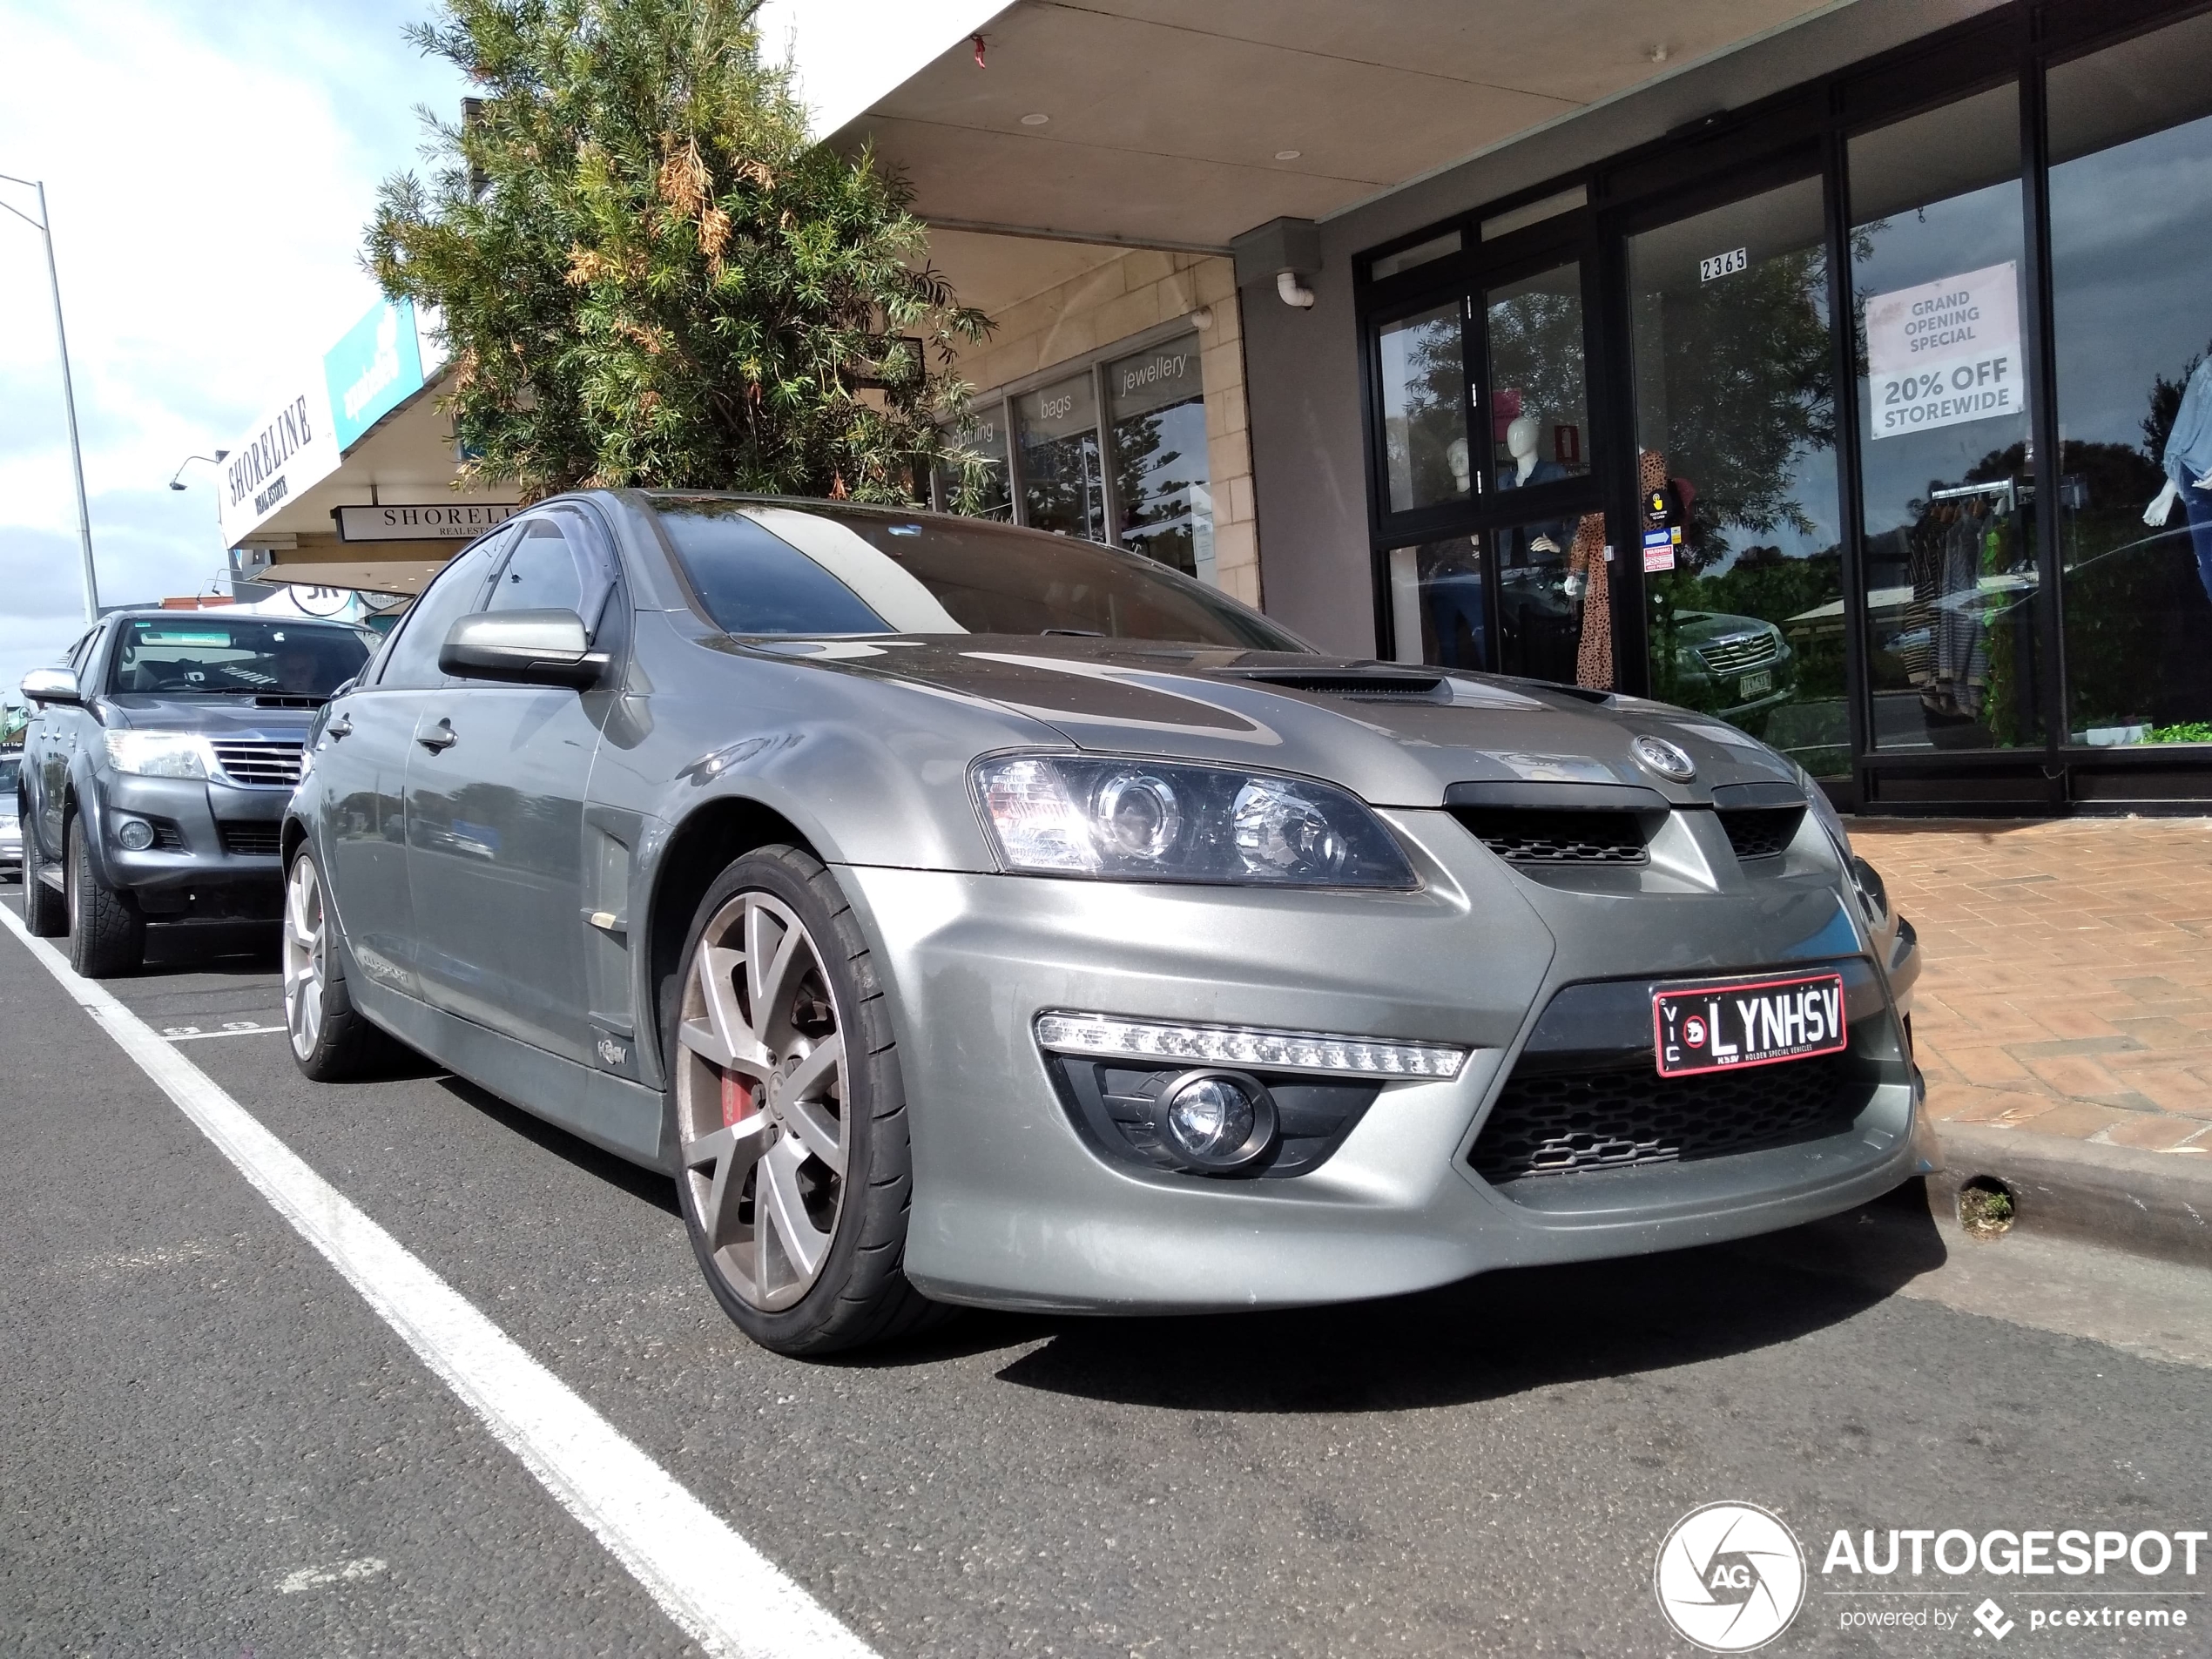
[
  {"left": 0, "top": 902, "right": 877, "bottom": 1659},
  {"left": 162, "top": 1022, "right": 287, "bottom": 1042}
]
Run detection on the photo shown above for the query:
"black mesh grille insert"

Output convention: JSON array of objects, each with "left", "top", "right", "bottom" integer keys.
[
  {"left": 1453, "top": 808, "right": 1649, "bottom": 865},
  {"left": 1718, "top": 806, "right": 1804, "bottom": 861},
  {"left": 218, "top": 820, "right": 281, "bottom": 857},
  {"left": 1236, "top": 671, "right": 1447, "bottom": 700},
  {"left": 1470, "top": 1052, "right": 1865, "bottom": 1183}
]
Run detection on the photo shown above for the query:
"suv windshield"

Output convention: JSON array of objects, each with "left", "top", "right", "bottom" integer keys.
[
  {"left": 107, "top": 617, "right": 374, "bottom": 698},
  {"left": 650, "top": 497, "right": 1308, "bottom": 651}
]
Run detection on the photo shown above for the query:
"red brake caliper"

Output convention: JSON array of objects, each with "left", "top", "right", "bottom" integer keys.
[{"left": 721, "top": 1069, "right": 759, "bottom": 1130}]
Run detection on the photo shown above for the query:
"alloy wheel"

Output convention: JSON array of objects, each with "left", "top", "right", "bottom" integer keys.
[
  {"left": 282, "top": 856, "right": 327, "bottom": 1060},
  {"left": 674, "top": 891, "right": 849, "bottom": 1312}
]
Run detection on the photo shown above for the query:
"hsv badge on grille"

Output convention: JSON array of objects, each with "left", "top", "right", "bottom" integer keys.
[{"left": 1630, "top": 734, "right": 1696, "bottom": 782}]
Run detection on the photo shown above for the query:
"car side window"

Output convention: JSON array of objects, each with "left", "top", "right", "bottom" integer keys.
[
  {"left": 375, "top": 536, "right": 507, "bottom": 690},
  {"left": 487, "top": 509, "right": 616, "bottom": 634}
]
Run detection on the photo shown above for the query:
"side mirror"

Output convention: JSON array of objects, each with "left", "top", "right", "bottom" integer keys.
[
  {"left": 439, "top": 609, "right": 610, "bottom": 690},
  {"left": 21, "top": 666, "right": 82, "bottom": 707}
]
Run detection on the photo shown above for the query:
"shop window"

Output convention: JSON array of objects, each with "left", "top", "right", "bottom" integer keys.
[
  {"left": 1485, "top": 264, "right": 1592, "bottom": 493},
  {"left": 1849, "top": 83, "right": 2040, "bottom": 755},
  {"left": 1377, "top": 301, "right": 1470, "bottom": 512},
  {"left": 1386, "top": 518, "right": 1611, "bottom": 684},
  {"left": 1629, "top": 174, "right": 1848, "bottom": 777},
  {"left": 935, "top": 401, "right": 1011, "bottom": 520},
  {"left": 1015, "top": 372, "right": 1106, "bottom": 543},
  {"left": 2048, "top": 12, "right": 2212, "bottom": 748},
  {"left": 1107, "top": 334, "right": 1212, "bottom": 580}
]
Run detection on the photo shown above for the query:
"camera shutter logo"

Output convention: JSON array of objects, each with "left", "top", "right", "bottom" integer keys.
[{"left": 1654, "top": 1501, "right": 1806, "bottom": 1652}]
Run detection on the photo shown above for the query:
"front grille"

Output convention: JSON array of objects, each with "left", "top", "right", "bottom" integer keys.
[
  {"left": 1696, "top": 631, "right": 1780, "bottom": 677},
  {"left": 1470, "top": 1052, "right": 1865, "bottom": 1183},
  {"left": 1453, "top": 808, "right": 1649, "bottom": 865},
  {"left": 218, "top": 820, "right": 281, "bottom": 857},
  {"left": 1718, "top": 806, "right": 1804, "bottom": 860},
  {"left": 212, "top": 740, "right": 304, "bottom": 786}
]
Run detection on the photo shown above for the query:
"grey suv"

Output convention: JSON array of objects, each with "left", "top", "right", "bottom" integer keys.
[{"left": 17, "top": 610, "right": 376, "bottom": 975}]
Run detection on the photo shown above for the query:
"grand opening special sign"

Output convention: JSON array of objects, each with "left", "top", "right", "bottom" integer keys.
[{"left": 1865, "top": 262, "right": 2021, "bottom": 440}]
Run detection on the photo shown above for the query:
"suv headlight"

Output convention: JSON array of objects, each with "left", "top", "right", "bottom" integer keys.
[
  {"left": 105, "top": 731, "right": 215, "bottom": 779},
  {"left": 974, "top": 755, "right": 1417, "bottom": 888}
]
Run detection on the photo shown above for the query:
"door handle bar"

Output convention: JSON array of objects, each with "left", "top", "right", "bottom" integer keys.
[{"left": 417, "top": 722, "right": 457, "bottom": 753}]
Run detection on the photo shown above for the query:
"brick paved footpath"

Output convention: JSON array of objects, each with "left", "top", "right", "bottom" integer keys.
[{"left": 1850, "top": 816, "right": 2212, "bottom": 1157}]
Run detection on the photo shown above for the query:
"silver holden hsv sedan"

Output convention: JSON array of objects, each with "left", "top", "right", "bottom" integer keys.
[{"left": 282, "top": 492, "right": 1931, "bottom": 1355}]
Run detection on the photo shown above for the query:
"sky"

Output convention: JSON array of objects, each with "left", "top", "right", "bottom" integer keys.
[{"left": 0, "top": 0, "right": 469, "bottom": 703}]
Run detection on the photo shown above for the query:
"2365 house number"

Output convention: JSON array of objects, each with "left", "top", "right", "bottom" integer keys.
[{"left": 1699, "top": 246, "right": 1749, "bottom": 283}]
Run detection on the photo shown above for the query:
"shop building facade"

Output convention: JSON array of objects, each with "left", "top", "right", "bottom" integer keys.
[{"left": 1223, "top": 0, "right": 2212, "bottom": 810}]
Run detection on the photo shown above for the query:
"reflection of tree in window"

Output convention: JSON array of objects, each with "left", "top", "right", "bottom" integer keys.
[
  {"left": 1379, "top": 306, "right": 1467, "bottom": 511},
  {"left": 1111, "top": 407, "right": 1207, "bottom": 577},
  {"left": 1642, "top": 247, "right": 1838, "bottom": 572}
]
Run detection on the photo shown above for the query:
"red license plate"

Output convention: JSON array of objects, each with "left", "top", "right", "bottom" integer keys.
[{"left": 1653, "top": 971, "right": 1846, "bottom": 1077}]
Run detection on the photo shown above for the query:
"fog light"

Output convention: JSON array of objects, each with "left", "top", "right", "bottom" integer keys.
[
  {"left": 114, "top": 816, "right": 156, "bottom": 852},
  {"left": 1157, "top": 1069, "right": 1276, "bottom": 1170}
]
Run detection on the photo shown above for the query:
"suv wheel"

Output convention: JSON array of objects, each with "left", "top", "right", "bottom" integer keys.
[
  {"left": 283, "top": 847, "right": 407, "bottom": 1081},
  {"left": 665, "top": 846, "right": 942, "bottom": 1356},
  {"left": 65, "top": 816, "right": 144, "bottom": 978}
]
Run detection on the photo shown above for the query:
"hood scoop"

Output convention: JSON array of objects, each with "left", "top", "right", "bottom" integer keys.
[
  {"left": 1225, "top": 669, "right": 1449, "bottom": 702},
  {"left": 253, "top": 694, "right": 326, "bottom": 709}
]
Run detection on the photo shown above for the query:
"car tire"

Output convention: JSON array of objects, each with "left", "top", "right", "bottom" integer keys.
[
  {"left": 24, "top": 847, "right": 66, "bottom": 937},
  {"left": 65, "top": 816, "right": 144, "bottom": 977},
  {"left": 664, "top": 845, "right": 945, "bottom": 1357},
  {"left": 282, "top": 846, "right": 408, "bottom": 1081}
]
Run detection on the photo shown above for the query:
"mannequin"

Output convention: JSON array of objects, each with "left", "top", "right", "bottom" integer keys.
[
  {"left": 2146, "top": 355, "right": 2212, "bottom": 603},
  {"left": 1497, "top": 412, "right": 1568, "bottom": 560},
  {"left": 1445, "top": 435, "right": 1473, "bottom": 497}
]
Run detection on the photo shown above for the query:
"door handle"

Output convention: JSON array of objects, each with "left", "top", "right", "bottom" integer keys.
[
  {"left": 325, "top": 715, "right": 353, "bottom": 739},
  {"left": 417, "top": 719, "right": 457, "bottom": 753}
]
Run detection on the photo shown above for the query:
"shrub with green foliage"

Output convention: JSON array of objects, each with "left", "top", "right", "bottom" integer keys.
[{"left": 365, "top": 0, "right": 993, "bottom": 504}]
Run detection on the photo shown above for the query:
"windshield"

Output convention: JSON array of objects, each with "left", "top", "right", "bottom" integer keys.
[
  {"left": 106, "top": 617, "right": 374, "bottom": 698},
  {"left": 650, "top": 497, "right": 1309, "bottom": 651}
]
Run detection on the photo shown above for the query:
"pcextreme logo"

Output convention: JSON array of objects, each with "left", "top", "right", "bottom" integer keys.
[{"left": 1655, "top": 1501, "right": 1808, "bottom": 1652}]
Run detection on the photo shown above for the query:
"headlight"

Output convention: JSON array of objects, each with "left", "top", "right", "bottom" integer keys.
[
  {"left": 973, "top": 755, "right": 1417, "bottom": 888},
  {"left": 105, "top": 731, "right": 214, "bottom": 779}
]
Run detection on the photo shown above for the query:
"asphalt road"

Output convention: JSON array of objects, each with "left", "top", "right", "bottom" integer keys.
[{"left": 3, "top": 888, "right": 2209, "bottom": 1657}]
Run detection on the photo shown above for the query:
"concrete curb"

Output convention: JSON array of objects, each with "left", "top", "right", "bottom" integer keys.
[{"left": 1932, "top": 1123, "right": 2212, "bottom": 1267}]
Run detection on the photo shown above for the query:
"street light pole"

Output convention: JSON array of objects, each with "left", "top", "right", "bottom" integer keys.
[{"left": 0, "top": 172, "right": 100, "bottom": 624}]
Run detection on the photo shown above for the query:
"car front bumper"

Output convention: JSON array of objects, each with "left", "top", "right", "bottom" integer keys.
[
  {"left": 839, "top": 807, "right": 1932, "bottom": 1313},
  {"left": 81, "top": 773, "right": 287, "bottom": 914},
  {"left": 0, "top": 818, "right": 20, "bottom": 869}
]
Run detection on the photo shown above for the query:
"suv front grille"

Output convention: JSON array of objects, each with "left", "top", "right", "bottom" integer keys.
[
  {"left": 218, "top": 821, "right": 281, "bottom": 857},
  {"left": 1453, "top": 808, "right": 1649, "bottom": 866},
  {"left": 1717, "top": 806, "right": 1804, "bottom": 861},
  {"left": 1470, "top": 1052, "right": 1865, "bottom": 1183},
  {"left": 1696, "top": 632, "right": 1779, "bottom": 677},
  {"left": 212, "top": 740, "right": 304, "bottom": 786}
]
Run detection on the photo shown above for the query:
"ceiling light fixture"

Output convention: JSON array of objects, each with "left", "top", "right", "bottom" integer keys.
[
  {"left": 1274, "top": 149, "right": 1302, "bottom": 161},
  {"left": 1020, "top": 111, "right": 1050, "bottom": 125}
]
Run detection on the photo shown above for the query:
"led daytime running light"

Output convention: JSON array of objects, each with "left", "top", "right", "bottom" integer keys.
[{"left": 1035, "top": 1011, "right": 1467, "bottom": 1080}]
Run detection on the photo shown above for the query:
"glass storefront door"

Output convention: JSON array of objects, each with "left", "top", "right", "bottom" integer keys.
[
  {"left": 1848, "top": 84, "right": 2040, "bottom": 756},
  {"left": 1107, "top": 334, "right": 1212, "bottom": 579},
  {"left": 1629, "top": 174, "right": 1849, "bottom": 775},
  {"left": 2047, "top": 11, "right": 2212, "bottom": 750}
]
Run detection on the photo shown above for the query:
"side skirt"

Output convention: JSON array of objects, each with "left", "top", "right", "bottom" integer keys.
[{"left": 350, "top": 966, "right": 671, "bottom": 1173}]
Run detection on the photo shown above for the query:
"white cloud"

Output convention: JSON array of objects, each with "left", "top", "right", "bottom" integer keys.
[{"left": 0, "top": 0, "right": 465, "bottom": 702}]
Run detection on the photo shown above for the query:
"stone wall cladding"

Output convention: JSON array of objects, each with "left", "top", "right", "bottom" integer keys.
[{"left": 944, "top": 247, "right": 1260, "bottom": 608}]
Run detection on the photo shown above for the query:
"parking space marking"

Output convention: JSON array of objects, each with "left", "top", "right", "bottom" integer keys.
[
  {"left": 161, "top": 1022, "right": 287, "bottom": 1041},
  {"left": 0, "top": 902, "right": 878, "bottom": 1659}
]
